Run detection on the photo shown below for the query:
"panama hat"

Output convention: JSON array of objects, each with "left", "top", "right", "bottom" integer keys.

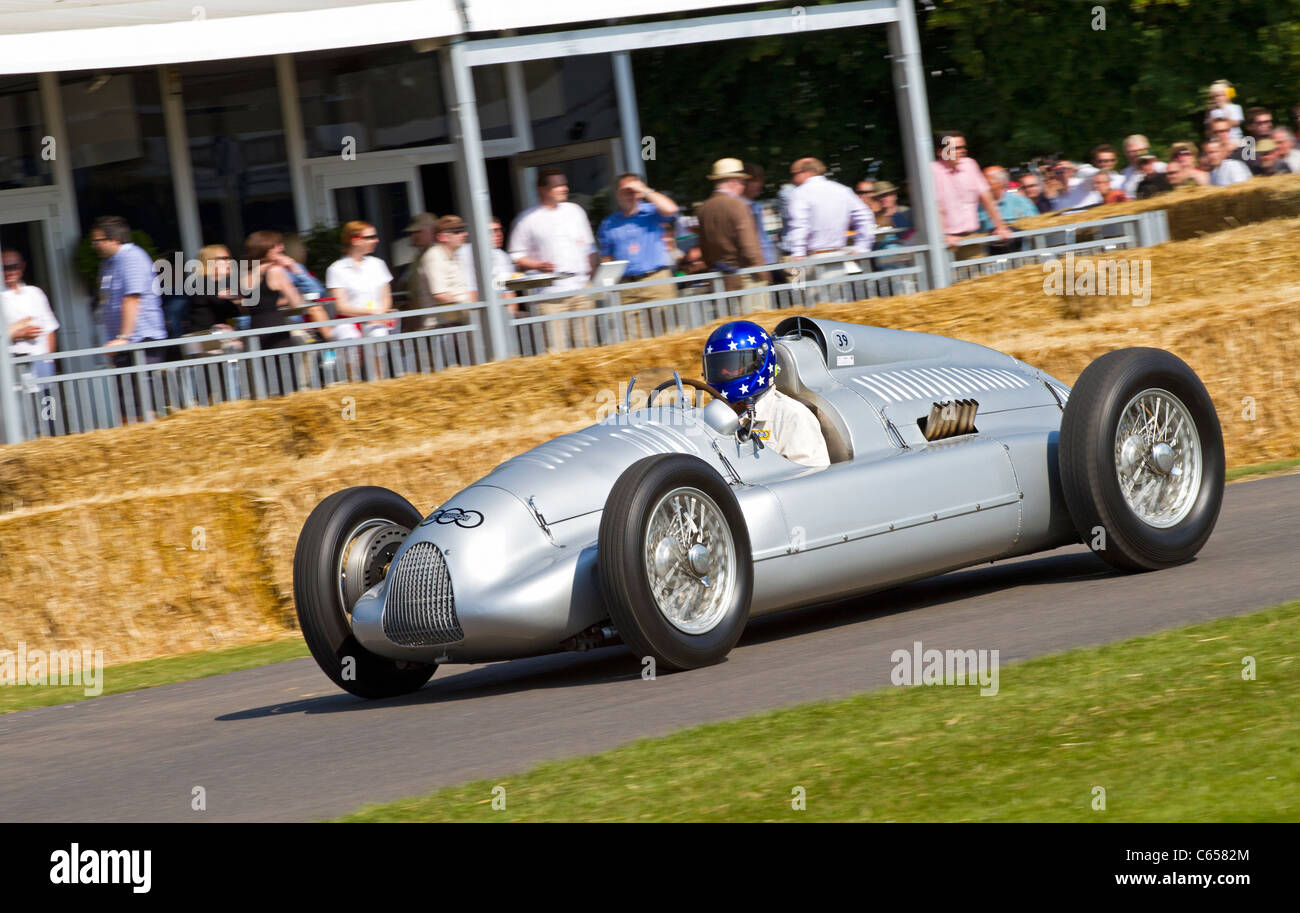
[{"left": 707, "top": 157, "right": 752, "bottom": 181}]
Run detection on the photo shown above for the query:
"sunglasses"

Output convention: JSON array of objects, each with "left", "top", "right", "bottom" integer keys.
[
  {"left": 358, "top": 234, "right": 379, "bottom": 240},
  {"left": 3, "top": 264, "right": 21, "bottom": 271}
]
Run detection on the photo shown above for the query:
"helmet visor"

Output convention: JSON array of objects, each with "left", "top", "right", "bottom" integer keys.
[{"left": 704, "top": 347, "right": 765, "bottom": 385}]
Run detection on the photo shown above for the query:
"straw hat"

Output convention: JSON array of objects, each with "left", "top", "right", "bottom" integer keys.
[{"left": 707, "top": 157, "right": 752, "bottom": 181}]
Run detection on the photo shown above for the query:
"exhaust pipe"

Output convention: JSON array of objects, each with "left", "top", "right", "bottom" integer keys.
[{"left": 921, "top": 399, "right": 979, "bottom": 441}]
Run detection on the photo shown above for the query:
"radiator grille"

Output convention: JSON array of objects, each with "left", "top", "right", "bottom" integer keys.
[{"left": 382, "top": 542, "right": 464, "bottom": 647}]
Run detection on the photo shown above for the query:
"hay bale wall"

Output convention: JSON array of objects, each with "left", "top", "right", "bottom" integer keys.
[{"left": 2, "top": 218, "right": 1298, "bottom": 663}]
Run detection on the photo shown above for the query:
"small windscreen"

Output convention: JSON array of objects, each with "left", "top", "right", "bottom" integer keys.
[{"left": 704, "top": 347, "right": 766, "bottom": 385}]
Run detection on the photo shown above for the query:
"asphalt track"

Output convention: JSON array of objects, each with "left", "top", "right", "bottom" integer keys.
[{"left": 1, "top": 474, "right": 1296, "bottom": 822}]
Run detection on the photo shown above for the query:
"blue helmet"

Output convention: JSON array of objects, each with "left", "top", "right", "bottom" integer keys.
[{"left": 702, "top": 320, "right": 776, "bottom": 404}]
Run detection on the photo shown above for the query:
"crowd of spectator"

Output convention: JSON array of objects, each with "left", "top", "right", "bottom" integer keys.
[{"left": 6, "top": 84, "right": 1299, "bottom": 383}]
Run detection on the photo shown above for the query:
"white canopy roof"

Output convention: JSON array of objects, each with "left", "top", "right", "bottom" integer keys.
[{"left": 0, "top": 0, "right": 765, "bottom": 75}]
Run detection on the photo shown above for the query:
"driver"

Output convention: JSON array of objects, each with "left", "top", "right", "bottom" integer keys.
[{"left": 702, "top": 320, "right": 830, "bottom": 469}]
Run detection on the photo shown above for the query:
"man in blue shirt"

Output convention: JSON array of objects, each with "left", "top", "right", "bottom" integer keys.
[
  {"left": 597, "top": 173, "right": 679, "bottom": 338},
  {"left": 90, "top": 215, "right": 168, "bottom": 366},
  {"left": 978, "top": 167, "right": 1037, "bottom": 254}
]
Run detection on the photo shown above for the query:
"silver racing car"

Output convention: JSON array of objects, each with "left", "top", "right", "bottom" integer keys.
[{"left": 294, "top": 316, "right": 1224, "bottom": 697}]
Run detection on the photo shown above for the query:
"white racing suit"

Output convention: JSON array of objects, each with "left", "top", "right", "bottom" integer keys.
[{"left": 749, "top": 388, "right": 830, "bottom": 469}]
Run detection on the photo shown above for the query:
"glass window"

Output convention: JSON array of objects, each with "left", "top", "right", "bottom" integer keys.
[
  {"left": 181, "top": 58, "right": 296, "bottom": 252},
  {"left": 474, "top": 65, "right": 512, "bottom": 142},
  {"left": 524, "top": 56, "right": 619, "bottom": 150},
  {"left": 0, "top": 76, "right": 50, "bottom": 190},
  {"left": 297, "top": 44, "right": 449, "bottom": 157},
  {"left": 62, "top": 69, "right": 180, "bottom": 252}
]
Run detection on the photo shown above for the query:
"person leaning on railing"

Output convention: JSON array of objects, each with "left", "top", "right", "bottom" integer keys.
[
  {"left": 326, "top": 220, "right": 394, "bottom": 342},
  {"left": 244, "top": 231, "right": 331, "bottom": 350},
  {"left": 90, "top": 215, "right": 168, "bottom": 366},
  {"left": 2, "top": 248, "right": 58, "bottom": 378},
  {"left": 185, "top": 244, "right": 243, "bottom": 336}
]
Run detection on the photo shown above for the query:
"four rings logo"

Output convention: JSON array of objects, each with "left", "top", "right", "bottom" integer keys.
[{"left": 420, "top": 507, "right": 484, "bottom": 528}]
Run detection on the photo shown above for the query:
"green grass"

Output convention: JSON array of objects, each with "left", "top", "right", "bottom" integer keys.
[
  {"left": 339, "top": 601, "right": 1300, "bottom": 822},
  {"left": 0, "top": 638, "right": 309, "bottom": 714},
  {"left": 1226, "top": 456, "right": 1300, "bottom": 483}
]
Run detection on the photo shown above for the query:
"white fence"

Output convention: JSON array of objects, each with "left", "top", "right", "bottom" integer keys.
[{"left": 0, "top": 210, "right": 1167, "bottom": 444}]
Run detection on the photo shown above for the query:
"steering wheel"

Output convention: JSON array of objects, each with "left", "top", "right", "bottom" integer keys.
[{"left": 647, "top": 377, "right": 722, "bottom": 408}]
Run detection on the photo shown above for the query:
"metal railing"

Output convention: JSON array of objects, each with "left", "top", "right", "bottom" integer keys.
[{"left": 0, "top": 209, "right": 1166, "bottom": 444}]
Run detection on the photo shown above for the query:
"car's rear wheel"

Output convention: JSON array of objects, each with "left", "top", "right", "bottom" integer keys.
[
  {"left": 293, "top": 486, "right": 436, "bottom": 698},
  {"left": 598, "top": 454, "right": 753, "bottom": 671},
  {"left": 1058, "top": 348, "right": 1224, "bottom": 571}
]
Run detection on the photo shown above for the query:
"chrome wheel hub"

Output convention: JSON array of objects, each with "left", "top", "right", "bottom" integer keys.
[
  {"left": 644, "top": 486, "right": 737, "bottom": 634},
  {"left": 1113, "top": 388, "right": 1202, "bottom": 528},
  {"left": 337, "top": 519, "right": 409, "bottom": 620}
]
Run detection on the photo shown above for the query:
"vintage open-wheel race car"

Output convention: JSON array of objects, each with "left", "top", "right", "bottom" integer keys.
[{"left": 293, "top": 316, "right": 1224, "bottom": 698}]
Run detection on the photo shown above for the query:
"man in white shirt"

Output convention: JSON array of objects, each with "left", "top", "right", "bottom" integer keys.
[
  {"left": 1049, "top": 160, "right": 1099, "bottom": 210},
  {"left": 1203, "top": 139, "right": 1252, "bottom": 186},
  {"left": 457, "top": 217, "right": 516, "bottom": 302},
  {"left": 1119, "top": 135, "right": 1168, "bottom": 200},
  {"left": 508, "top": 168, "right": 597, "bottom": 353},
  {"left": 1073, "top": 144, "right": 1122, "bottom": 195},
  {"left": 2, "top": 249, "right": 59, "bottom": 378},
  {"left": 785, "top": 157, "right": 875, "bottom": 304}
]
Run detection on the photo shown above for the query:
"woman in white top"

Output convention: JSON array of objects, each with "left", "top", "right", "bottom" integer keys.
[
  {"left": 3, "top": 250, "right": 59, "bottom": 378},
  {"left": 325, "top": 220, "right": 394, "bottom": 341}
]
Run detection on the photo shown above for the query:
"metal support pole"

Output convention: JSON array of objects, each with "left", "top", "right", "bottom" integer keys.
[
  {"left": 276, "top": 54, "right": 314, "bottom": 233},
  {"left": 612, "top": 51, "right": 644, "bottom": 178},
  {"left": 0, "top": 234, "right": 24, "bottom": 445},
  {"left": 448, "top": 37, "right": 511, "bottom": 362},
  {"left": 887, "top": 0, "right": 949, "bottom": 290},
  {"left": 158, "top": 65, "right": 202, "bottom": 257}
]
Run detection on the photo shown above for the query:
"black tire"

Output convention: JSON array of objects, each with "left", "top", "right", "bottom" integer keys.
[
  {"left": 1058, "top": 348, "right": 1224, "bottom": 571},
  {"left": 598, "top": 454, "right": 753, "bottom": 671},
  {"left": 293, "top": 486, "right": 437, "bottom": 698}
]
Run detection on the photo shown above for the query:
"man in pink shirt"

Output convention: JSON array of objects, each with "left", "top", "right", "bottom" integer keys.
[{"left": 931, "top": 131, "right": 1013, "bottom": 260}]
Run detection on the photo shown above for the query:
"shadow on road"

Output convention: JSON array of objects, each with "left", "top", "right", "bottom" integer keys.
[{"left": 217, "top": 547, "right": 1120, "bottom": 721}]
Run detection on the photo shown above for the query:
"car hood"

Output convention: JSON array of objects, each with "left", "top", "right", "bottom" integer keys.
[{"left": 473, "top": 406, "right": 713, "bottom": 523}]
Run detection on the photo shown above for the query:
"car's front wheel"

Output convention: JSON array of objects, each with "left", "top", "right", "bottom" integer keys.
[
  {"left": 1058, "top": 347, "right": 1224, "bottom": 571},
  {"left": 293, "top": 486, "right": 436, "bottom": 698},
  {"left": 598, "top": 454, "right": 753, "bottom": 671}
]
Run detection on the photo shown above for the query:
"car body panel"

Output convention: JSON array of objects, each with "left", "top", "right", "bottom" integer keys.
[{"left": 349, "top": 317, "right": 1079, "bottom": 664}]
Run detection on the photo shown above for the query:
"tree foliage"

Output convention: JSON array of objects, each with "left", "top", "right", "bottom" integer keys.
[{"left": 634, "top": 0, "right": 1300, "bottom": 200}]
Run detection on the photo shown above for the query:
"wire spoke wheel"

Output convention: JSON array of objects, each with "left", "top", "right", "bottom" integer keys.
[
  {"left": 643, "top": 486, "right": 737, "bottom": 634},
  {"left": 1113, "top": 388, "right": 1202, "bottom": 528},
  {"left": 1059, "top": 348, "right": 1224, "bottom": 571}
]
